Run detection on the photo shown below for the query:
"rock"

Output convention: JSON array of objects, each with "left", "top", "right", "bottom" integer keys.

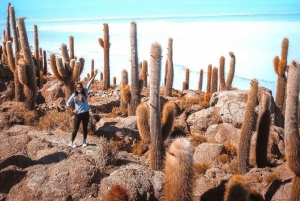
[
  {"left": 97, "top": 163, "right": 164, "bottom": 201},
  {"left": 187, "top": 107, "right": 222, "bottom": 132},
  {"left": 193, "top": 143, "right": 225, "bottom": 166},
  {"left": 219, "top": 100, "right": 246, "bottom": 128},
  {"left": 210, "top": 90, "right": 248, "bottom": 107},
  {"left": 39, "top": 80, "right": 65, "bottom": 105}
]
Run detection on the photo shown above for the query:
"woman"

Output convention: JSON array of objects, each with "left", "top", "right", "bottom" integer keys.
[{"left": 66, "top": 70, "right": 98, "bottom": 148}]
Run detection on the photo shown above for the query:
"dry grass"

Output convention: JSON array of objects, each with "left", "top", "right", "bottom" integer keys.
[
  {"left": 224, "top": 143, "right": 237, "bottom": 156},
  {"left": 249, "top": 188, "right": 264, "bottom": 200},
  {"left": 131, "top": 140, "right": 149, "bottom": 155},
  {"left": 218, "top": 154, "right": 231, "bottom": 164},
  {"left": 264, "top": 172, "right": 280, "bottom": 185},
  {"left": 9, "top": 104, "right": 38, "bottom": 126},
  {"left": 187, "top": 97, "right": 200, "bottom": 105},
  {"left": 199, "top": 101, "right": 209, "bottom": 109},
  {"left": 106, "top": 185, "right": 129, "bottom": 201},
  {"left": 36, "top": 110, "right": 73, "bottom": 132},
  {"left": 194, "top": 163, "right": 211, "bottom": 174},
  {"left": 190, "top": 135, "right": 207, "bottom": 147},
  {"left": 98, "top": 140, "right": 119, "bottom": 166}
]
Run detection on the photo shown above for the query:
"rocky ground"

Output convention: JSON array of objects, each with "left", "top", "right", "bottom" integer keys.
[{"left": 0, "top": 62, "right": 295, "bottom": 201}]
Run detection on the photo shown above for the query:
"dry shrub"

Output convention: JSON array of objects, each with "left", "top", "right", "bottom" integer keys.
[
  {"left": 199, "top": 101, "right": 209, "bottom": 109},
  {"left": 219, "top": 154, "right": 231, "bottom": 164},
  {"left": 199, "top": 92, "right": 212, "bottom": 109},
  {"left": 187, "top": 97, "right": 200, "bottom": 105},
  {"left": 264, "top": 172, "right": 280, "bottom": 185},
  {"left": 106, "top": 185, "right": 129, "bottom": 201},
  {"left": 178, "top": 101, "right": 192, "bottom": 111},
  {"left": 224, "top": 143, "right": 237, "bottom": 156},
  {"left": 190, "top": 135, "right": 206, "bottom": 147},
  {"left": 98, "top": 139, "right": 119, "bottom": 166},
  {"left": 179, "top": 96, "right": 186, "bottom": 101},
  {"left": 131, "top": 140, "right": 148, "bottom": 155},
  {"left": 9, "top": 104, "right": 38, "bottom": 126},
  {"left": 171, "top": 91, "right": 178, "bottom": 97},
  {"left": 227, "top": 159, "right": 239, "bottom": 174},
  {"left": 36, "top": 110, "right": 73, "bottom": 132},
  {"left": 145, "top": 92, "right": 150, "bottom": 97},
  {"left": 194, "top": 163, "right": 211, "bottom": 174}
]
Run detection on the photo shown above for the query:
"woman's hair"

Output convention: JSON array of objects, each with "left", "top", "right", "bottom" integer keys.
[{"left": 74, "top": 83, "right": 87, "bottom": 103}]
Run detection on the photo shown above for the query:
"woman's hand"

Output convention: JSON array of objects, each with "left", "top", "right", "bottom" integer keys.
[{"left": 73, "top": 109, "right": 78, "bottom": 114}]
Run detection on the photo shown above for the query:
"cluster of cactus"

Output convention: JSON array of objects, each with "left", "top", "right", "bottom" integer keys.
[
  {"left": 284, "top": 60, "right": 300, "bottom": 200},
  {"left": 50, "top": 39, "right": 84, "bottom": 99},
  {"left": 237, "top": 79, "right": 258, "bottom": 174},
  {"left": 274, "top": 38, "right": 289, "bottom": 127},
  {"left": 98, "top": 23, "right": 110, "bottom": 90},
  {"left": 219, "top": 52, "right": 236, "bottom": 91}
]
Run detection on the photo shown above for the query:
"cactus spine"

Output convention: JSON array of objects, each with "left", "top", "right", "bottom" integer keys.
[
  {"left": 224, "top": 175, "right": 250, "bottom": 201},
  {"left": 99, "top": 23, "right": 110, "bottom": 90},
  {"left": 165, "top": 38, "right": 174, "bottom": 96},
  {"left": 17, "top": 18, "right": 37, "bottom": 110},
  {"left": 140, "top": 60, "right": 148, "bottom": 88},
  {"left": 198, "top": 69, "right": 203, "bottom": 92},
  {"left": 225, "top": 52, "right": 235, "bottom": 90},
  {"left": 206, "top": 64, "right": 212, "bottom": 93},
  {"left": 211, "top": 67, "right": 218, "bottom": 94},
  {"left": 255, "top": 93, "right": 271, "bottom": 168},
  {"left": 285, "top": 61, "right": 300, "bottom": 201},
  {"left": 128, "top": 21, "right": 140, "bottom": 116},
  {"left": 238, "top": 79, "right": 258, "bottom": 174},
  {"left": 149, "top": 42, "right": 164, "bottom": 170},
  {"left": 163, "top": 138, "right": 194, "bottom": 201},
  {"left": 185, "top": 68, "right": 190, "bottom": 90}
]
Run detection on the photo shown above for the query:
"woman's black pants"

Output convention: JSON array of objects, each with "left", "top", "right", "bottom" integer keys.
[{"left": 71, "top": 111, "right": 90, "bottom": 142}]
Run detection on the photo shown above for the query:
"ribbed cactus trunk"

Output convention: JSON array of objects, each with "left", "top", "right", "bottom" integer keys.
[
  {"left": 120, "top": 69, "right": 128, "bottom": 112},
  {"left": 165, "top": 38, "right": 173, "bottom": 96},
  {"left": 285, "top": 61, "right": 300, "bottom": 201},
  {"left": 99, "top": 23, "right": 110, "bottom": 90},
  {"left": 206, "top": 64, "right": 212, "bottom": 93},
  {"left": 198, "top": 69, "right": 203, "bottom": 92},
  {"left": 69, "top": 35, "right": 74, "bottom": 60},
  {"left": 185, "top": 68, "right": 190, "bottom": 90},
  {"left": 274, "top": 38, "right": 289, "bottom": 128},
  {"left": 140, "top": 60, "right": 148, "bottom": 88},
  {"left": 43, "top": 50, "right": 47, "bottom": 75},
  {"left": 164, "top": 59, "right": 168, "bottom": 86},
  {"left": 100, "top": 71, "right": 103, "bottom": 81},
  {"left": 237, "top": 79, "right": 258, "bottom": 174},
  {"left": 33, "top": 25, "right": 41, "bottom": 89},
  {"left": 219, "top": 56, "right": 226, "bottom": 91},
  {"left": 256, "top": 93, "right": 271, "bottom": 168},
  {"left": 211, "top": 67, "right": 218, "bottom": 94},
  {"left": 128, "top": 21, "right": 140, "bottom": 116},
  {"left": 18, "top": 18, "right": 37, "bottom": 110},
  {"left": 9, "top": 6, "right": 23, "bottom": 101},
  {"left": 91, "top": 59, "right": 94, "bottom": 84},
  {"left": 225, "top": 52, "right": 235, "bottom": 90},
  {"left": 6, "top": 3, "right": 11, "bottom": 42},
  {"left": 149, "top": 42, "right": 164, "bottom": 171}
]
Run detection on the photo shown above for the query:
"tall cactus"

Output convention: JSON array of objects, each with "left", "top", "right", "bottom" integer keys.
[
  {"left": 136, "top": 104, "right": 151, "bottom": 144},
  {"left": 211, "top": 67, "right": 218, "bottom": 94},
  {"left": 256, "top": 92, "right": 271, "bottom": 168},
  {"left": 165, "top": 37, "right": 173, "bottom": 96},
  {"left": 149, "top": 42, "right": 164, "bottom": 170},
  {"left": 6, "top": 3, "right": 11, "bottom": 42},
  {"left": 219, "top": 56, "right": 226, "bottom": 91},
  {"left": 9, "top": 6, "right": 19, "bottom": 53},
  {"left": 284, "top": 61, "right": 300, "bottom": 200},
  {"left": 225, "top": 52, "right": 235, "bottom": 90},
  {"left": 161, "top": 102, "right": 176, "bottom": 141},
  {"left": 206, "top": 64, "right": 212, "bottom": 93},
  {"left": 163, "top": 138, "right": 194, "bottom": 201},
  {"left": 128, "top": 21, "right": 140, "bottom": 116},
  {"left": 185, "top": 68, "right": 190, "bottom": 90},
  {"left": 274, "top": 38, "right": 289, "bottom": 128},
  {"left": 42, "top": 50, "right": 47, "bottom": 75},
  {"left": 98, "top": 23, "right": 110, "bottom": 90},
  {"left": 17, "top": 18, "right": 37, "bottom": 110},
  {"left": 33, "top": 25, "right": 41, "bottom": 89},
  {"left": 120, "top": 69, "right": 129, "bottom": 113},
  {"left": 198, "top": 69, "right": 203, "bottom": 92},
  {"left": 224, "top": 175, "right": 250, "bottom": 201},
  {"left": 237, "top": 79, "right": 258, "bottom": 174}
]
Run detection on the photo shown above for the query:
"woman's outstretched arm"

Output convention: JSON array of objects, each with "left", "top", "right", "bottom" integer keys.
[{"left": 86, "top": 69, "right": 99, "bottom": 91}]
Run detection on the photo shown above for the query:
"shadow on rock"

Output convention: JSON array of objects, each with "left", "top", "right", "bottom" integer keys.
[
  {"left": 0, "top": 152, "right": 68, "bottom": 171},
  {"left": 200, "top": 180, "right": 227, "bottom": 201},
  {"left": 265, "top": 178, "right": 292, "bottom": 201},
  {"left": 0, "top": 170, "right": 27, "bottom": 193}
]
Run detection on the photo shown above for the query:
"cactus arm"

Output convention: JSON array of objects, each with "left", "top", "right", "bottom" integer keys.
[
  {"left": 49, "top": 53, "right": 64, "bottom": 81},
  {"left": 165, "top": 38, "right": 173, "bottom": 96}
]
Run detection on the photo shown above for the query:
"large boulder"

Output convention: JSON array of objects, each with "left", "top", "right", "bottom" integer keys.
[
  {"left": 97, "top": 163, "right": 164, "bottom": 201},
  {"left": 193, "top": 143, "right": 226, "bottom": 166}
]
